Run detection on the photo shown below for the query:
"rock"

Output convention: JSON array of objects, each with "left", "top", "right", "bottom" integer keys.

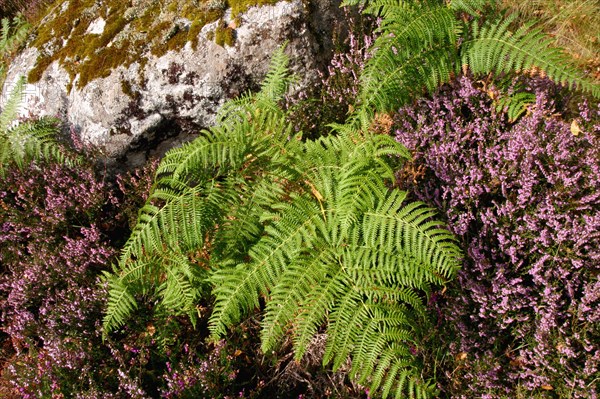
[
  {"left": 86, "top": 18, "right": 106, "bottom": 35},
  {"left": 2, "top": 0, "right": 346, "bottom": 169}
]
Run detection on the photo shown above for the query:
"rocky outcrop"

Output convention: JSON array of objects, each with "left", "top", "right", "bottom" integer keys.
[{"left": 2, "top": 0, "right": 345, "bottom": 167}]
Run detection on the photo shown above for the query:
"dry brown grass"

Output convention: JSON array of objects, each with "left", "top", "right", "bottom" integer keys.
[{"left": 502, "top": 0, "right": 600, "bottom": 79}]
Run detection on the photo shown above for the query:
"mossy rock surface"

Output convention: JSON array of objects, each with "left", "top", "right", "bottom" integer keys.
[
  {"left": 28, "top": 0, "right": 278, "bottom": 88},
  {"left": 2, "top": 0, "right": 346, "bottom": 170}
]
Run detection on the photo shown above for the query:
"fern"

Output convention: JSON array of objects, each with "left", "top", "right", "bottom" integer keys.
[
  {"left": 1, "top": 14, "right": 29, "bottom": 86},
  {"left": 0, "top": 74, "right": 24, "bottom": 132},
  {"left": 463, "top": 15, "right": 599, "bottom": 95},
  {"left": 209, "top": 131, "right": 462, "bottom": 398},
  {"left": 354, "top": 0, "right": 600, "bottom": 120},
  {"left": 0, "top": 14, "right": 29, "bottom": 55},
  {"left": 494, "top": 90, "right": 536, "bottom": 122},
  {"left": 0, "top": 76, "right": 78, "bottom": 175},
  {"left": 449, "top": 0, "right": 492, "bottom": 15},
  {"left": 103, "top": 46, "right": 300, "bottom": 336},
  {"left": 256, "top": 40, "right": 295, "bottom": 102},
  {"left": 118, "top": 180, "right": 223, "bottom": 264},
  {"left": 104, "top": 47, "right": 462, "bottom": 398},
  {"left": 357, "top": 0, "right": 459, "bottom": 119}
]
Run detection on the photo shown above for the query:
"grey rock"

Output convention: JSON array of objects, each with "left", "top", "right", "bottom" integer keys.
[{"left": 2, "top": 0, "right": 345, "bottom": 169}]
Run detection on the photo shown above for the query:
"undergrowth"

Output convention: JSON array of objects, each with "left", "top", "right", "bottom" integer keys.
[
  {"left": 0, "top": 0, "right": 598, "bottom": 398},
  {"left": 395, "top": 75, "right": 599, "bottom": 398}
]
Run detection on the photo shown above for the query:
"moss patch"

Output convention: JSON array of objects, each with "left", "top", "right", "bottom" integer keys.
[
  {"left": 228, "top": 0, "right": 278, "bottom": 17},
  {"left": 27, "top": 0, "right": 279, "bottom": 88},
  {"left": 214, "top": 24, "right": 235, "bottom": 47}
]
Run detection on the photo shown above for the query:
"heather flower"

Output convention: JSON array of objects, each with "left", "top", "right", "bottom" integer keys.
[
  {"left": 395, "top": 75, "right": 599, "bottom": 398},
  {"left": 285, "top": 9, "right": 377, "bottom": 137},
  {"left": 0, "top": 157, "right": 158, "bottom": 397}
]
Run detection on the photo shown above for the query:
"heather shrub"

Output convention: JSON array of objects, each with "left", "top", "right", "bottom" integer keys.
[
  {"left": 0, "top": 155, "right": 170, "bottom": 397},
  {"left": 394, "top": 76, "right": 599, "bottom": 398},
  {"left": 0, "top": 155, "right": 238, "bottom": 398},
  {"left": 158, "top": 317, "right": 366, "bottom": 399},
  {"left": 285, "top": 9, "right": 375, "bottom": 138},
  {"left": 0, "top": 159, "right": 121, "bottom": 396},
  {"left": 0, "top": 150, "right": 358, "bottom": 397},
  {"left": 0, "top": 0, "right": 51, "bottom": 20}
]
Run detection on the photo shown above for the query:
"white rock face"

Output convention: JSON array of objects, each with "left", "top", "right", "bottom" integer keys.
[
  {"left": 86, "top": 18, "right": 106, "bottom": 35},
  {"left": 2, "top": 0, "right": 344, "bottom": 168}
]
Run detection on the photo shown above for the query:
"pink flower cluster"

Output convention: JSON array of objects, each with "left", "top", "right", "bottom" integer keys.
[{"left": 395, "top": 76, "right": 599, "bottom": 398}]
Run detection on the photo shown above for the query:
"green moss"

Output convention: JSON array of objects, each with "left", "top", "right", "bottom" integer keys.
[
  {"left": 182, "top": 0, "right": 210, "bottom": 20},
  {"left": 228, "top": 0, "right": 278, "bottom": 17},
  {"left": 152, "top": 28, "right": 188, "bottom": 57},
  {"left": 195, "top": 9, "right": 226, "bottom": 29},
  {"left": 121, "top": 79, "right": 142, "bottom": 100},
  {"left": 121, "top": 79, "right": 133, "bottom": 97},
  {"left": 78, "top": 40, "right": 135, "bottom": 88},
  {"left": 31, "top": 0, "right": 95, "bottom": 51},
  {"left": 167, "top": 1, "right": 180, "bottom": 13},
  {"left": 189, "top": 20, "right": 203, "bottom": 50},
  {"left": 167, "top": 29, "right": 189, "bottom": 51},
  {"left": 214, "top": 24, "right": 235, "bottom": 47},
  {"left": 28, "top": 0, "right": 132, "bottom": 87},
  {"left": 27, "top": 0, "right": 279, "bottom": 87},
  {"left": 27, "top": 54, "right": 53, "bottom": 83},
  {"left": 147, "top": 20, "right": 172, "bottom": 57}
]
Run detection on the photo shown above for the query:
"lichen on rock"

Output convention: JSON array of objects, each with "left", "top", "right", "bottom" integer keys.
[
  {"left": 27, "top": 0, "right": 278, "bottom": 89},
  {"left": 3, "top": 0, "right": 345, "bottom": 168}
]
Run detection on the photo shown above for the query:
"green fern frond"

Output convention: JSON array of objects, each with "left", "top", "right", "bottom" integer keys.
[
  {"left": 257, "top": 43, "right": 295, "bottom": 102},
  {"left": 341, "top": 0, "right": 366, "bottom": 6},
  {"left": 260, "top": 249, "right": 335, "bottom": 353},
  {"left": 104, "top": 179, "right": 227, "bottom": 336},
  {"left": 365, "top": 192, "right": 461, "bottom": 281},
  {"left": 0, "top": 131, "right": 10, "bottom": 167},
  {"left": 211, "top": 172, "right": 293, "bottom": 263},
  {"left": 157, "top": 47, "right": 295, "bottom": 184},
  {"left": 0, "top": 77, "right": 79, "bottom": 174},
  {"left": 292, "top": 265, "right": 346, "bottom": 356},
  {"left": 105, "top": 48, "right": 462, "bottom": 398},
  {"left": 1, "top": 15, "right": 29, "bottom": 86},
  {"left": 358, "top": 0, "right": 458, "bottom": 115},
  {"left": 209, "top": 263, "right": 267, "bottom": 337},
  {"left": 210, "top": 130, "right": 461, "bottom": 399},
  {"left": 210, "top": 192, "right": 326, "bottom": 338},
  {"left": 0, "top": 18, "right": 9, "bottom": 50},
  {"left": 119, "top": 180, "right": 225, "bottom": 265},
  {"left": 321, "top": 288, "right": 365, "bottom": 368},
  {"left": 0, "top": 75, "right": 25, "bottom": 132},
  {"left": 105, "top": 46, "right": 300, "bottom": 335},
  {"left": 157, "top": 105, "right": 294, "bottom": 183},
  {"left": 156, "top": 251, "right": 204, "bottom": 324},
  {"left": 9, "top": 118, "right": 75, "bottom": 167},
  {"left": 160, "top": 127, "right": 244, "bottom": 171},
  {"left": 102, "top": 265, "right": 147, "bottom": 334},
  {"left": 0, "top": 15, "right": 29, "bottom": 57},
  {"left": 103, "top": 252, "right": 204, "bottom": 336},
  {"left": 354, "top": 0, "right": 599, "bottom": 126},
  {"left": 359, "top": 40, "right": 458, "bottom": 116},
  {"left": 102, "top": 256, "right": 165, "bottom": 335},
  {"left": 462, "top": 16, "right": 600, "bottom": 96},
  {"left": 449, "top": 0, "right": 493, "bottom": 15},
  {"left": 494, "top": 91, "right": 536, "bottom": 122}
]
